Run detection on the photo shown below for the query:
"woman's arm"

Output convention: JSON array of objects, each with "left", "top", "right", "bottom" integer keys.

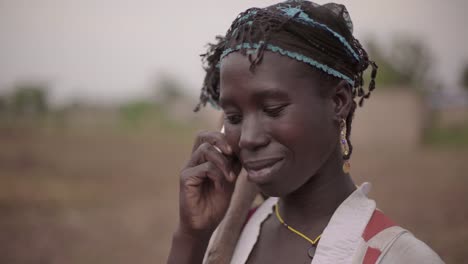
[
  {"left": 203, "top": 171, "right": 258, "bottom": 264},
  {"left": 166, "top": 131, "right": 240, "bottom": 264},
  {"left": 167, "top": 227, "right": 212, "bottom": 264}
]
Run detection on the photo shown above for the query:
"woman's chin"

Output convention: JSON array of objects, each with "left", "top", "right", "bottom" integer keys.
[
  {"left": 246, "top": 171, "right": 280, "bottom": 197},
  {"left": 245, "top": 158, "right": 284, "bottom": 185},
  {"left": 247, "top": 175, "right": 285, "bottom": 198}
]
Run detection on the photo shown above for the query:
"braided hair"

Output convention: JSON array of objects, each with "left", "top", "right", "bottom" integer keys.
[{"left": 194, "top": 0, "right": 378, "bottom": 159}]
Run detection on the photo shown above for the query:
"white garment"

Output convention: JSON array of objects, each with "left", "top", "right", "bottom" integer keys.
[{"left": 228, "top": 183, "right": 444, "bottom": 264}]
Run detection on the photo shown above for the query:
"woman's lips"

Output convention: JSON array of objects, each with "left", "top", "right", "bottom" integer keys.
[{"left": 243, "top": 157, "right": 284, "bottom": 184}]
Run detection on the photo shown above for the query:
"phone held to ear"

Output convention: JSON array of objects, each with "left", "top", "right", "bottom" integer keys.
[
  {"left": 213, "top": 126, "right": 225, "bottom": 153},
  {"left": 215, "top": 126, "right": 241, "bottom": 175}
]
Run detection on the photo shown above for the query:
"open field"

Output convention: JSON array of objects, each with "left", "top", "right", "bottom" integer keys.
[{"left": 0, "top": 106, "right": 467, "bottom": 263}]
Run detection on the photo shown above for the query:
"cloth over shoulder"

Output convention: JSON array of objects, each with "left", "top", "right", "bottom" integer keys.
[{"left": 223, "top": 182, "right": 444, "bottom": 264}]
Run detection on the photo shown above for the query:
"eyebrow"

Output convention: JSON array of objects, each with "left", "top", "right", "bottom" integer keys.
[
  {"left": 219, "top": 97, "right": 234, "bottom": 108},
  {"left": 219, "top": 88, "right": 290, "bottom": 108},
  {"left": 252, "top": 89, "right": 290, "bottom": 102}
]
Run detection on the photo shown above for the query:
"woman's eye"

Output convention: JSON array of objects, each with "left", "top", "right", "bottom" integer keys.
[
  {"left": 264, "top": 105, "right": 287, "bottom": 117},
  {"left": 225, "top": 114, "right": 242, "bottom": 124}
]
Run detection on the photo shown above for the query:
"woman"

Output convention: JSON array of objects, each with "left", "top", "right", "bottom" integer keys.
[{"left": 167, "top": 1, "right": 443, "bottom": 263}]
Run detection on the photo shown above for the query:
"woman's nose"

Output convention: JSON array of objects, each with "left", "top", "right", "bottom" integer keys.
[{"left": 238, "top": 115, "right": 269, "bottom": 150}]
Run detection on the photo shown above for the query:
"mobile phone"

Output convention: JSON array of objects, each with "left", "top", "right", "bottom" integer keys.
[
  {"left": 214, "top": 126, "right": 225, "bottom": 153},
  {"left": 216, "top": 126, "right": 241, "bottom": 172}
]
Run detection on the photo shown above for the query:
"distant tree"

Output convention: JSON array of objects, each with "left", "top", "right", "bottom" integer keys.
[
  {"left": 11, "top": 82, "right": 49, "bottom": 116},
  {"left": 119, "top": 100, "right": 154, "bottom": 126},
  {"left": 365, "top": 39, "right": 405, "bottom": 86},
  {"left": 389, "top": 36, "right": 432, "bottom": 86},
  {"left": 0, "top": 96, "right": 6, "bottom": 115},
  {"left": 461, "top": 63, "right": 468, "bottom": 91},
  {"left": 365, "top": 35, "right": 433, "bottom": 88},
  {"left": 154, "top": 73, "right": 185, "bottom": 105}
]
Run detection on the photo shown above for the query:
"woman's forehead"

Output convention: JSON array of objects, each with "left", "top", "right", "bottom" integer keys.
[
  {"left": 220, "top": 51, "right": 321, "bottom": 81},
  {"left": 219, "top": 51, "right": 323, "bottom": 104}
]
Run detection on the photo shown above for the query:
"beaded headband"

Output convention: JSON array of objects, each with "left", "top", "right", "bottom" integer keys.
[{"left": 195, "top": 0, "right": 378, "bottom": 111}]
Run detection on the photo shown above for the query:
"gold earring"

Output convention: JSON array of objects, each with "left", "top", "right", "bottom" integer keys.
[{"left": 340, "top": 119, "right": 351, "bottom": 174}]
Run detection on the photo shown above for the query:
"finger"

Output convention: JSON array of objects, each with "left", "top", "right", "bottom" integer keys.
[
  {"left": 182, "top": 161, "right": 227, "bottom": 191},
  {"left": 193, "top": 131, "right": 232, "bottom": 156},
  {"left": 188, "top": 143, "right": 232, "bottom": 181},
  {"left": 228, "top": 155, "right": 242, "bottom": 181}
]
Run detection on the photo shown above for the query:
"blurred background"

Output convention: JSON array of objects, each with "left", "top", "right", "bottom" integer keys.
[{"left": 1, "top": 0, "right": 467, "bottom": 263}]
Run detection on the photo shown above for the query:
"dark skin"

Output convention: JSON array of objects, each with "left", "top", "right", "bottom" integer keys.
[{"left": 167, "top": 51, "right": 356, "bottom": 264}]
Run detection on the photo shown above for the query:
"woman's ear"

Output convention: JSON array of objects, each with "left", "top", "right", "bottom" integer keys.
[{"left": 332, "top": 80, "right": 353, "bottom": 121}]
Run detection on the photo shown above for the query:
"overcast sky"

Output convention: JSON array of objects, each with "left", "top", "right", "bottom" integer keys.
[{"left": 0, "top": 0, "right": 467, "bottom": 105}]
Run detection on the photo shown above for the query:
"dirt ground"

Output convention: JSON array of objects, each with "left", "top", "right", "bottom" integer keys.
[{"left": 0, "top": 113, "right": 467, "bottom": 263}]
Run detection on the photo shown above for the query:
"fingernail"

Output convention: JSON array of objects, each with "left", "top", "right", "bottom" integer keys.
[
  {"left": 227, "top": 145, "right": 232, "bottom": 154},
  {"left": 229, "top": 171, "right": 236, "bottom": 182},
  {"left": 212, "top": 145, "right": 221, "bottom": 153}
]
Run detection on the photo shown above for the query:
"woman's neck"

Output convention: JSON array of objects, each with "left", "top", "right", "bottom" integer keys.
[{"left": 278, "top": 147, "right": 356, "bottom": 230}]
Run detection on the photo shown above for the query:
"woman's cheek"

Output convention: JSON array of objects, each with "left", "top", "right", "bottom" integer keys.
[{"left": 271, "top": 111, "right": 306, "bottom": 143}]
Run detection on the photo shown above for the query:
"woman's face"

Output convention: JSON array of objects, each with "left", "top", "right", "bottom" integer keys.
[{"left": 220, "top": 51, "right": 341, "bottom": 196}]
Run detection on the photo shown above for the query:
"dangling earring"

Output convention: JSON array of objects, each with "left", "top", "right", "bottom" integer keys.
[{"left": 340, "top": 119, "right": 351, "bottom": 174}]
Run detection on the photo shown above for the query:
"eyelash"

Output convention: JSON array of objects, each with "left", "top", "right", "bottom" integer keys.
[
  {"left": 224, "top": 104, "right": 288, "bottom": 125},
  {"left": 263, "top": 104, "right": 288, "bottom": 117},
  {"left": 225, "top": 114, "right": 242, "bottom": 125}
]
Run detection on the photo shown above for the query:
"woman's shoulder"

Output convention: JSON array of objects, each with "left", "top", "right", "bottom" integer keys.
[
  {"left": 379, "top": 231, "right": 444, "bottom": 263},
  {"left": 356, "top": 208, "right": 444, "bottom": 264}
]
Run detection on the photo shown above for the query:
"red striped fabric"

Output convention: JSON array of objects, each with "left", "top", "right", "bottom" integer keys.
[
  {"left": 363, "top": 247, "right": 381, "bottom": 264},
  {"left": 361, "top": 210, "right": 397, "bottom": 264},
  {"left": 362, "top": 210, "right": 396, "bottom": 242}
]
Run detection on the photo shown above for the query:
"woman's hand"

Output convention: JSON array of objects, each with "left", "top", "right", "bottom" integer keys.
[
  {"left": 178, "top": 131, "right": 240, "bottom": 237},
  {"left": 167, "top": 131, "right": 241, "bottom": 264}
]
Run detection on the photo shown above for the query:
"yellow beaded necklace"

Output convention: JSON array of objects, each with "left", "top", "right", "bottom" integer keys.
[{"left": 274, "top": 203, "right": 322, "bottom": 259}]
